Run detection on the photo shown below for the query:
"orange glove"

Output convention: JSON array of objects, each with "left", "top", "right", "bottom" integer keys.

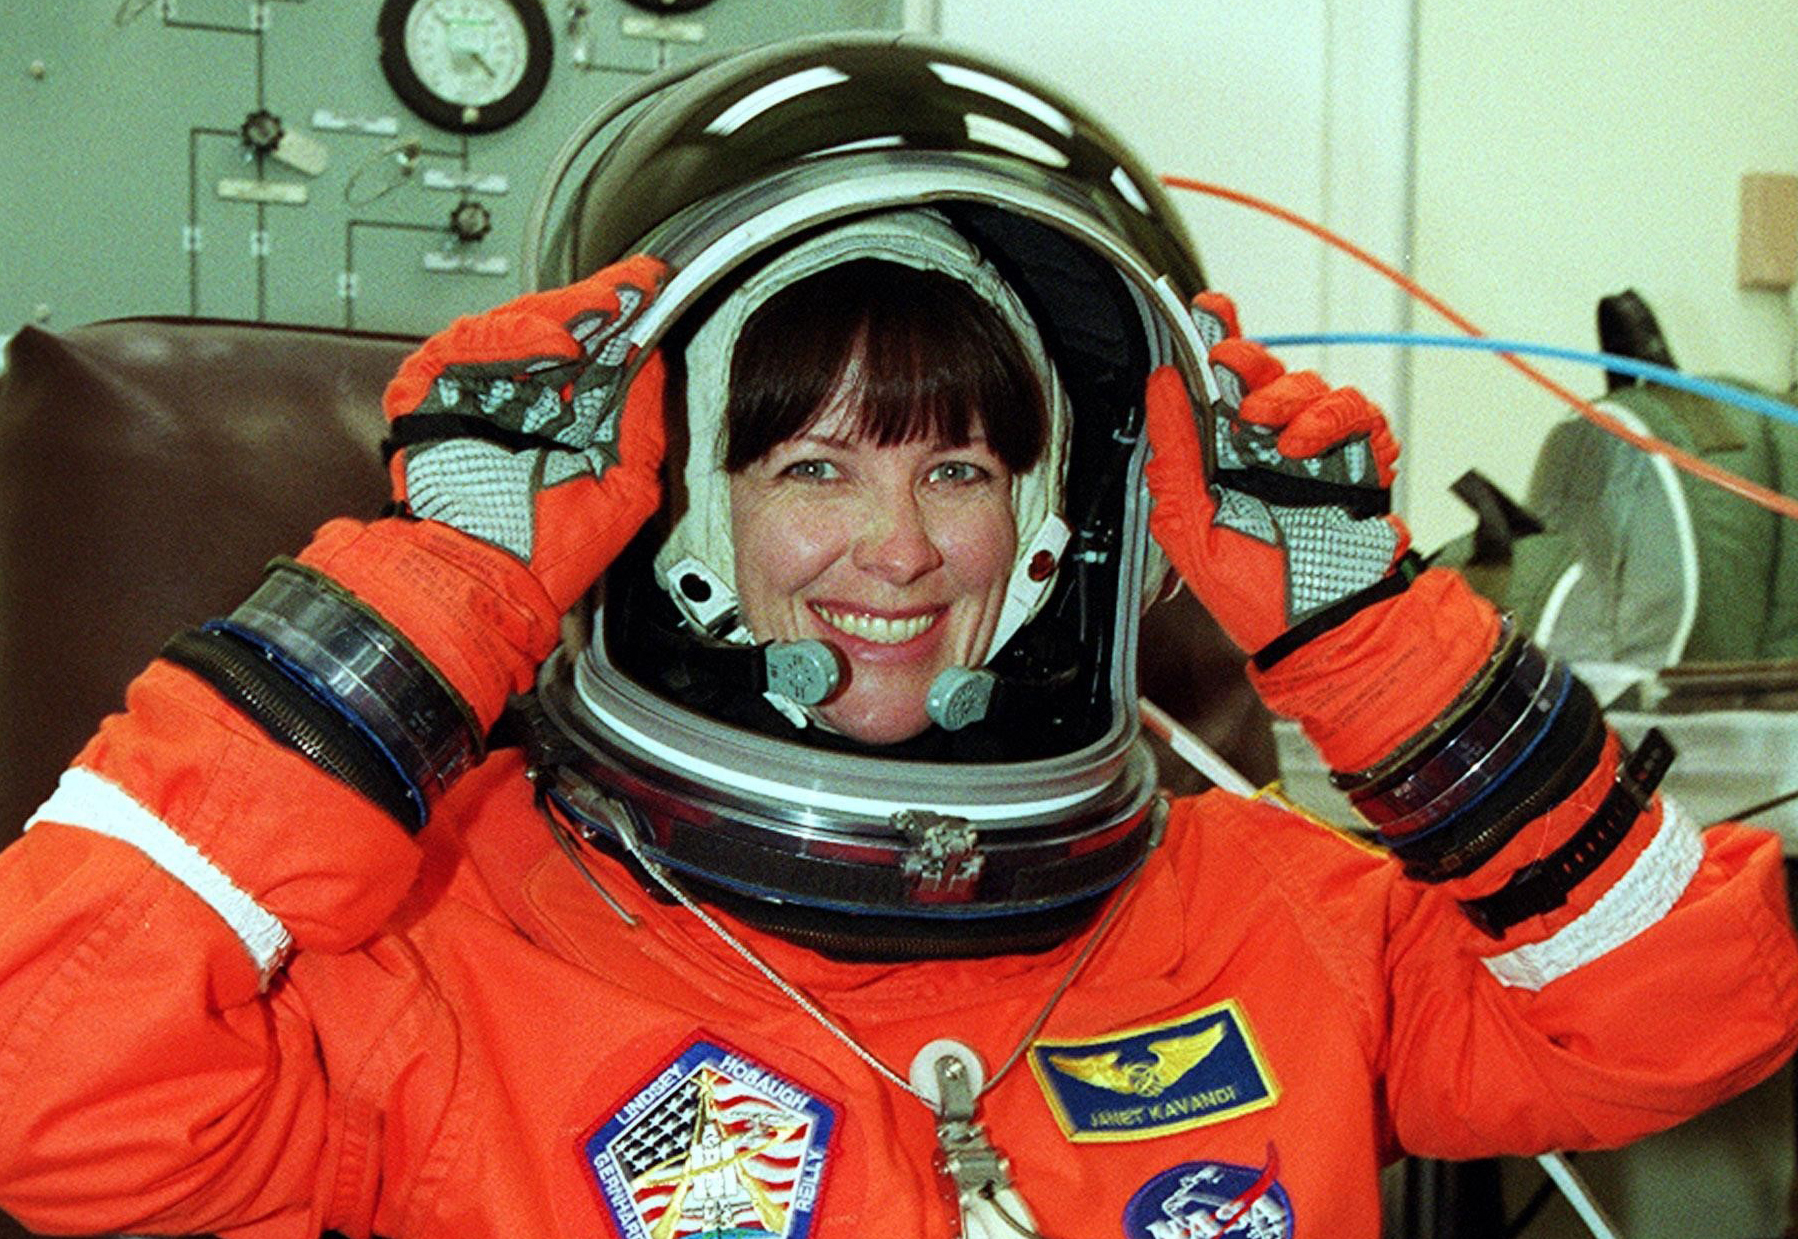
[
  {"left": 1146, "top": 293, "right": 1502, "bottom": 773},
  {"left": 381, "top": 254, "right": 668, "bottom": 615},
  {"left": 1144, "top": 291, "right": 1409, "bottom": 657}
]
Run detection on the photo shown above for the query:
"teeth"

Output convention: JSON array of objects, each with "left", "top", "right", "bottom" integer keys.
[{"left": 814, "top": 606, "right": 936, "bottom": 645}]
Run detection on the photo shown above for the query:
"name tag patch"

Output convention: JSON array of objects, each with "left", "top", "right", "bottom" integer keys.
[
  {"left": 1028, "top": 1000, "right": 1278, "bottom": 1142},
  {"left": 584, "top": 1039, "right": 835, "bottom": 1238}
]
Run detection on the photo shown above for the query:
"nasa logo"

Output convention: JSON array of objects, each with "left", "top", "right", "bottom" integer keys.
[
  {"left": 1122, "top": 1145, "right": 1294, "bottom": 1239},
  {"left": 584, "top": 1039, "right": 835, "bottom": 1239}
]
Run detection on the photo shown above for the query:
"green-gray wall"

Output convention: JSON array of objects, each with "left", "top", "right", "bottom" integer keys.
[{"left": 1, "top": 0, "right": 908, "bottom": 338}]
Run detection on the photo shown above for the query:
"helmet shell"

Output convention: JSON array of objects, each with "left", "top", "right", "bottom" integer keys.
[
  {"left": 529, "top": 34, "right": 1221, "bottom": 934},
  {"left": 567, "top": 33, "right": 1204, "bottom": 300}
]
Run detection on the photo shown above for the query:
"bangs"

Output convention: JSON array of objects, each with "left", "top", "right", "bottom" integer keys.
[{"left": 723, "top": 259, "right": 1047, "bottom": 473}]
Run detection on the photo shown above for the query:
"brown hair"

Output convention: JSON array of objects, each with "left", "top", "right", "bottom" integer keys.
[{"left": 722, "top": 259, "right": 1047, "bottom": 473}]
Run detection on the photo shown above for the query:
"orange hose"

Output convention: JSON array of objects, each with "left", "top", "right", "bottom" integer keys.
[{"left": 1161, "top": 174, "right": 1798, "bottom": 523}]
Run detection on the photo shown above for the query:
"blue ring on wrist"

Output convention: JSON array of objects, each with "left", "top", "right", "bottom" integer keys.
[
  {"left": 203, "top": 619, "right": 429, "bottom": 826},
  {"left": 1395, "top": 684, "right": 1606, "bottom": 884},
  {"left": 1359, "top": 643, "right": 1548, "bottom": 816},
  {"left": 1352, "top": 642, "right": 1569, "bottom": 844},
  {"left": 210, "top": 563, "right": 481, "bottom": 823},
  {"left": 1371, "top": 665, "right": 1569, "bottom": 848}
]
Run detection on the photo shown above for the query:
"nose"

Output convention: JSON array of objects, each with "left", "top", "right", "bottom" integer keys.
[{"left": 851, "top": 491, "right": 944, "bottom": 584}]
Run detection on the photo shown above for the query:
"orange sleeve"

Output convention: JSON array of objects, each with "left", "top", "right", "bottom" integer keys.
[
  {"left": 0, "top": 659, "right": 424, "bottom": 1236},
  {"left": 1381, "top": 811, "right": 1798, "bottom": 1159},
  {"left": 0, "top": 507, "right": 562, "bottom": 1235},
  {"left": 1239, "top": 557, "right": 1798, "bottom": 1155},
  {"left": 1228, "top": 783, "right": 1798, "bottom": 1162}
]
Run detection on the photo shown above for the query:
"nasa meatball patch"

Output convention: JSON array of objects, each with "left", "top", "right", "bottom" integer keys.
[
  {"left": 584, "top": 1040, "right": 834, "bottom": 1239},
  {"left": 1028, "top": 1000, "right": 1278, "bottom": 1141},
  {"left": 1123, "top": 1146, "right": 1295, "bottom": 1239}
]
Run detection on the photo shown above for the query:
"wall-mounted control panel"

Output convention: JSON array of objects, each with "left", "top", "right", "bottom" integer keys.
[{"left": 2, "top": 0, "right": 906, "bottom": 336}]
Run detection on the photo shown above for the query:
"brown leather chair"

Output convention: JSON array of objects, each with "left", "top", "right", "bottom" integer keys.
[
  {"left": 0, "top": 318, "right": 409, "bottom": 840},
  {"left": 0, "top": 314, "right": 1273, "bottom": 1239}
]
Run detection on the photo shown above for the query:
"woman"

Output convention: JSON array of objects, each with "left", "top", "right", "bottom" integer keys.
[
  {"left": 1, "top": 36, "right": 1795, "bottom": 1239},
  {"left": 721, "top": 259, "right": 1038, "bottom": 747},
  {"left": 653, "top": 236, "right": 1059, "bottom": 750}
]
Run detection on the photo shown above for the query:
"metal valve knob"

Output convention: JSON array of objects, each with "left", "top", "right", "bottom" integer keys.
[
  {"left": 240, "top": 109, "right": 285, "bottom": 156},
  {"left": 449, "top": 198, "right": 494, "bottom": 243}
]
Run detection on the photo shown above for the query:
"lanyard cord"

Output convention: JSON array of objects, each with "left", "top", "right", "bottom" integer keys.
[{"left": 609, "top": 816, "right": 1154, "bottom": 1106}]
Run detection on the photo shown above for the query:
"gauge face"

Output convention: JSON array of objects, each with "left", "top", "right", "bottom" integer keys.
[
  {"left": 378, "top": 0, "right": 552, "bottom": 134},
  {"left": 406, "top": 0, "right": 529, "bottom": 108}
]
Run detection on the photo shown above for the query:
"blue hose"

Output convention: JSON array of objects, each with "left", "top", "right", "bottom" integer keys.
[{"left": 1254, "top": 331, "right": 1798, "bottom": 432}]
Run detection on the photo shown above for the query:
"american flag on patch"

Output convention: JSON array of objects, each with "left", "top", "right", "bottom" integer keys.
[{"left": 588, "top": 1042, "right": 835, "bottom": 1239}]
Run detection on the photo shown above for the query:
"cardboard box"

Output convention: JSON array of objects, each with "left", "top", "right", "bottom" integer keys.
[{"left": 1738, "top": 172, "right": 1798, "bottom": 290}]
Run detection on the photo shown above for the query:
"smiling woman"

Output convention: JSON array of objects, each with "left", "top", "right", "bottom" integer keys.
[
  {"left": 642, "top": 209, "right": 1076, "bottom": 755},
  {"left": 723, "top": 259, "right": 1047, "bottom": 743}
]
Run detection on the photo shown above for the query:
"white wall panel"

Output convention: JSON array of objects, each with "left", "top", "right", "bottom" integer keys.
[
  {"left": 1409, "top": 0, "right": 1798, "bottom": 549},
  {"left": 939, "top": 0, "right": 1415, "bottom": 497}
]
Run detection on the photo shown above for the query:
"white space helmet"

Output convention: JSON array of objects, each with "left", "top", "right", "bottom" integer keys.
[{"left": 521, "top": 33, "right": 1222, "bottom": 954}]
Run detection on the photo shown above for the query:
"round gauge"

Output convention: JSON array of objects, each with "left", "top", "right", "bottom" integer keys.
[{"left": 378, "top": 0, "right": 553, "bottom": 134}]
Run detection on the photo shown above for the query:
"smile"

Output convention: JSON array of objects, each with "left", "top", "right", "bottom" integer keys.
[{"left": 811, "top": 605, "right": 939, "bottom": 645}]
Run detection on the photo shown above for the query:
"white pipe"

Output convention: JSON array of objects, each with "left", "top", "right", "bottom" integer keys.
[
  {"left": 1537, "top": 1152, "right": 1624, "bottom": 1239},
  {"left": 1137, "top": 697, "right": 1258, "bottom": 796}
]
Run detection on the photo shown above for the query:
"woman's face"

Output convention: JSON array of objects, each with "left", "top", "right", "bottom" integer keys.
[{"left": 729, "top": 399, "right": 1017, "bottom": 745}]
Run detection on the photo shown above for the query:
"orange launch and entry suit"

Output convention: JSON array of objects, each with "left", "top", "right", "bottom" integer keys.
[
  {"left": 0, "top": 529, "right": 1795, "bottom": 1239},
  {"left": 0, "top": 257, "right": 1794, "bottom": 1239}
]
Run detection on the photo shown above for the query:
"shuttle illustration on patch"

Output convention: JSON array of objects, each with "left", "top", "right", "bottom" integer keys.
[
  {"left": 585, "top": 1040, "right": 835, "bottom": 1238},
  {"left": 1123, "top": 1145, "right": 1295, "bottom": 1239}
]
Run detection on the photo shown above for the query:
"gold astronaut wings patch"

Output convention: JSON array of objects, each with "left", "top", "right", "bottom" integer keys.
[{"left": 1028, "top": 1000, "right": 1279, "bottom": 1142}]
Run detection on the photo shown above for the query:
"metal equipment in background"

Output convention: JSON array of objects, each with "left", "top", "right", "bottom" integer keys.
[{"left": 1, "top": 0, "right": 910, "bottom": 337}]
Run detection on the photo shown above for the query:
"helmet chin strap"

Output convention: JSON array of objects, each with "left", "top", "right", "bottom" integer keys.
[
  {"left": 616, "top": 562, "right": 1078, "bottom": 744},
  {"left": 759, "top": 646, "right": 1081, "bottom": 737}
]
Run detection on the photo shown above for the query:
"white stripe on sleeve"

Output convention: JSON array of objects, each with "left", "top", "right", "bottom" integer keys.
[
  {"left": 26, "top": 766, "right": 293, "bottom": 988},
  {"left": 1482, "top": 797, "right": 1703, "bottom": 991}
]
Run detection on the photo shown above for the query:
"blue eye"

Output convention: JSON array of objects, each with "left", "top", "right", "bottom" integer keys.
[
  {"left": 928, "top": 461, "right": 990, "bottom": 484},
  {"left": 783, "top": 459, "right": 840, "bottom": 481}
]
